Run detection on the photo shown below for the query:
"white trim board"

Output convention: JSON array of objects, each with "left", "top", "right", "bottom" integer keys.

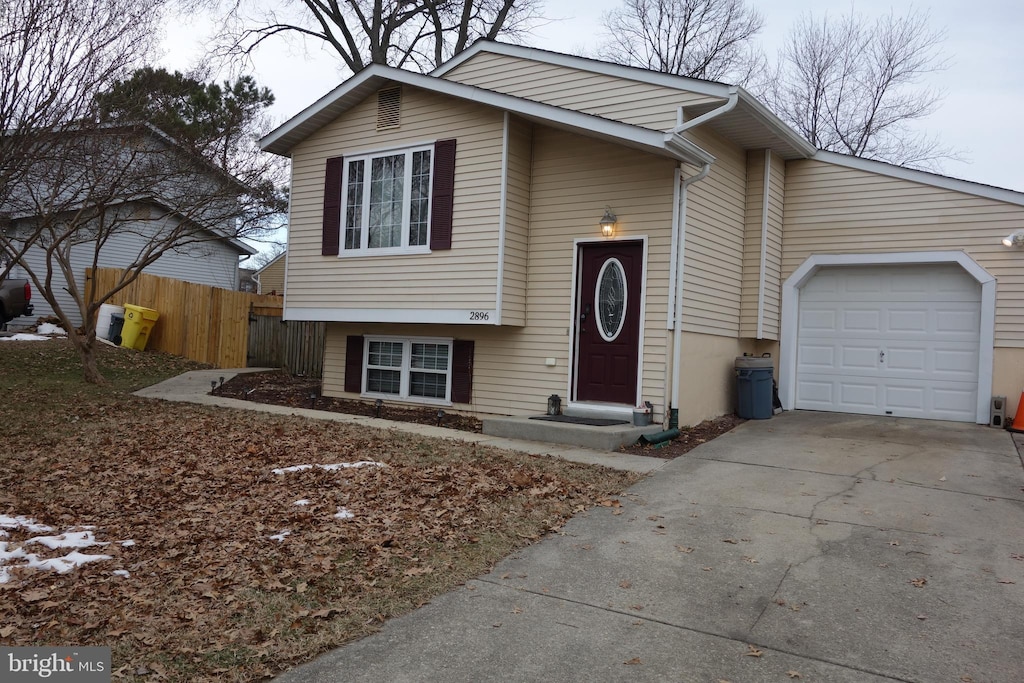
[
  {"left": 779, "top": 251, "right": 995, "bottom": 424},
  {"left": 284, "top": 308, "right": 499, "bottom": 325}
]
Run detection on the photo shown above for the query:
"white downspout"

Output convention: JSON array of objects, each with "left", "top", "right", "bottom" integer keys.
[
  {"left": 664, "top": 87, "right": 734, "bottom": 427},
  {"left": 669, "top": 161, "right": 711, "bottom": 428}
]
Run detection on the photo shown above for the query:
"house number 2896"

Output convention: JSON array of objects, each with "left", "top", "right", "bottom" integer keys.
[{"left": 469, "top": 311, "right": 490, "bottom": 321}]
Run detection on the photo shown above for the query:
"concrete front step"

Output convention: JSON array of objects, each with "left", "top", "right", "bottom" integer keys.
[{"left": 481, "top": 415, "right": 664, "bottom": 451}]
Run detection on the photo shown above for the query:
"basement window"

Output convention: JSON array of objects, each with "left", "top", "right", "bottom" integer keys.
[{"left": 363, "top": 336, "right": 452, "bottom": 404}]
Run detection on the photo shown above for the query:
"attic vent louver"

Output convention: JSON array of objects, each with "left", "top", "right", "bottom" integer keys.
[{"left": 376, "top": 87, "right": 401, "bottom": 130}]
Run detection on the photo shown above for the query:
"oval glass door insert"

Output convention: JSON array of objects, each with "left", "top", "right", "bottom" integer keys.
[{"left": 595, "top": 258, "right": 627, "bottom": 341}]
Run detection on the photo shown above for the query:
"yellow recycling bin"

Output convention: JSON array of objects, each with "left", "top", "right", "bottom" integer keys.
[{"left": 120, "top": 304, "right": 160, "bottom": 351}]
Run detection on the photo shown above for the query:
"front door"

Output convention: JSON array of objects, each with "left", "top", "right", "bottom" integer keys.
[{"left": 574, "top": 240, "right": 643, "bottom": 404}]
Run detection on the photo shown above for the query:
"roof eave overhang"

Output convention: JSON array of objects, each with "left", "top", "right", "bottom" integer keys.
[
  {"left": 735, "top": 89, "right": 817, "bottom": 159},
  {"left": 260, "top": 65, "right": 714, "bottom": 166}
]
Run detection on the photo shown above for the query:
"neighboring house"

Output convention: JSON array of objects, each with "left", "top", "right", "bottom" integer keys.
[
  {"left": 3, "top": 123, "right": 257, "bottom": 327},
  {"left": 260, "top": 41, "right": 1024, "bottom": 427},
  {"left": 239, "top": 267, "right": 259, "bottom": 293},
  {"left": 254, "top": 252, "right": 285, "bottom": 295}
]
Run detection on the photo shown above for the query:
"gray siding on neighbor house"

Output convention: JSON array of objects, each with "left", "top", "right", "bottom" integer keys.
[{"left": 10, "top": 209, "right": 241, "bottom": 327}]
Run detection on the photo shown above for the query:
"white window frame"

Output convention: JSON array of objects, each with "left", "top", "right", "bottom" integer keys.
[
  {"left": 340, "top": 143, "right": 434, "bottom": 257},
  {"left": 361, "top": 335, "right": 453, "bottom": 405}
]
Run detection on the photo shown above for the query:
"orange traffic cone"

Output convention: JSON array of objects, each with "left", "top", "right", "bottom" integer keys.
[{"left": 1008, "top": 390, "right": 1024, "bottom": 433}]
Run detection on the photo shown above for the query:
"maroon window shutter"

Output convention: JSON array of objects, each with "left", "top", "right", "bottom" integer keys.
[
  {"left": 322, "top": 156, "right": 344, "bottom": 256},
  {"left": 344, "top": 335, "right": 364, "bottom": 393},
  {"left": 451, "top": 339, "right": 474, "bottom": 403},
  {"left": 430, "top": 139, "right": 456, "bottom": 250}
]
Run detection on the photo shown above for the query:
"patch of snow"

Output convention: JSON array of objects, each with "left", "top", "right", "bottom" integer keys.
[
  {"left": 272, "top": 464, "right": 315, "bottom": 474},
  {"left": 120, "top": 540, "right": 136, "bottom": 547},
  {"left": 0, "top": 515, "right": 54, "bottom": 533},
  {"left": 28, "top": 530, "right": 109, "bottom": 550},
  {"left": 269, "top": 530, "right": 291, "bottom": 542},
  {"left": 293, "top": 499, "right": 311, "bottom": 506},
  {"left": 0, "top": 516, "right": 129, "bottom": 584},
  {"left": 34, "top": 551, "right": 113, "bottom": 574},
  {"left": 0, "top": 333, "right": 49, "bottom": 341},
  {"left": 320, "top": 461, "right": 386, "bottom": 471},
  {"left": 334, "top": 507, "right": 355, "bottom": 520},
  {"left": 273, "top": 461, "right": 386, "bottom": 474},
  {"left": 36, "top": 323, "right": 66, "bottom": 335},
  {"left": 112, "top": 569, "right": 130, "bottom": 577}
]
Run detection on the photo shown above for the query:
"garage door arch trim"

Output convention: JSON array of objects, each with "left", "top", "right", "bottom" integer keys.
[{"left": 780, "top": 251, "right": 995, "bottom": 423}]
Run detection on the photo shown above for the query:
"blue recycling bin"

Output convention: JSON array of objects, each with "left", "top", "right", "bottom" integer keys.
[{"left": 735, "top": 356, "right": 773, "bottom": 419}]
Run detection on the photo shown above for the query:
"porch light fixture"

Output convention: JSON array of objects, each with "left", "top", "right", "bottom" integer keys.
[
  {"left": 599, "top": 207, "right": 617, "bottom": 237},
  {"left": 1002, "top": 230, "right": 1024, "bottom": 247}
]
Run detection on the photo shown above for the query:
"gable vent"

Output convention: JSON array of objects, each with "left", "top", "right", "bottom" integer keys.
[{"left": 376, "top": 87, "right": 401, "bottom": 130}]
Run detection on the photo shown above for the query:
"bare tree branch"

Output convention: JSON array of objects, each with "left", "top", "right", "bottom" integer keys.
[
  {"left": 206, "top": 0, "right": 543, "bottom": 74},
  {"left": 599, "top": 0, "right": 765, "bottom": 83},
  {"left": 764, "top": 8, "right": 956, "bottom": 170},
  {"left": 1, "top": 0, "right": 283, "bottom": 383}
]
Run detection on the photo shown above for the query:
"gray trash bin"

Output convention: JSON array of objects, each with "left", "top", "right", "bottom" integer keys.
[
  {"left": 735, "top": 356, "right": 773, "bottom": 419},
  {"left": 108, "top": 313, "right": 125, "bottom": 346}
]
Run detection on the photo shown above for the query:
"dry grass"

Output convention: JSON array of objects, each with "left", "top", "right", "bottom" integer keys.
[{"left": 0, "top": 340, "right": 637, "bottom": 681}]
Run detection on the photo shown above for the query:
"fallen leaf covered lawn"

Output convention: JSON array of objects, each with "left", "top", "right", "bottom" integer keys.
[{"left": 0, "top": 340, "right": 637, "bottom": 681}]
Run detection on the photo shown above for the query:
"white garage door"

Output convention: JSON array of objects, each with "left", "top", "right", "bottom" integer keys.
[{"left": 795, "top": 264, "right": 981, "bottom": 422}]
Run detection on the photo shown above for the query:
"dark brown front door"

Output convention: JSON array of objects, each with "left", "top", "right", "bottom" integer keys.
[{"left": 574, "top": 240, "right": 643, "bottom": 404}]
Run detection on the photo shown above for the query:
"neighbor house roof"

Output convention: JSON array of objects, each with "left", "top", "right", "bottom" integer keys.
[
  {"left": 260, "top": 64, "right": 715, "bottom": 166},
  {"left": 254, "top": 251, "right": 285, "bottom": 274}
]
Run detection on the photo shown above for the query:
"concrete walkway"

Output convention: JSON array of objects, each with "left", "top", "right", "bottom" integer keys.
[
  {"left": 133, "top": 369, "right": 666, "bottom": 474},
  {"left": 270, "top": 411, "right": 1024, "bottom": 683}
]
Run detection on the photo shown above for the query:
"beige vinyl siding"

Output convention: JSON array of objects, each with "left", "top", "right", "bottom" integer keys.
[
  {"left": 739, "top": 150, "right": 784, "bottom": 339},
  {"left": 442, "top": 51, "right": 722, "bottom": 131},
  {"left": 324, "top": 125, "right": 678, "bottom": 419},
  {"left": 679, "top": 127, "right": 748, "bottom": 336},
  {"left": 783, "top": 159, "right": 1024, "bottom": 347},
  {"left": 257, "top": 257, "right": 285, "bottom": 294},
  {"left": 676, "top": 332, "right": 757, "bottom": 424},
  {"left": 287, "top": 86, "right": 504, "bottom": 313},
  {"left": 500, "top": 116, "right": 532, "bottom": 326}
]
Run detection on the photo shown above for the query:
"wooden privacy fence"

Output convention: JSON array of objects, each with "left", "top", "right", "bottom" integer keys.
[
  {"left": 247, "top": 313, "right": 325, "bottom": 377},
  {"left": 87, "top": 268, "right": 284, "bottom": 368}
]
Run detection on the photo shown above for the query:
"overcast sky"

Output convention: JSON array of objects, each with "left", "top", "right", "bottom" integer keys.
[{"left": 161, "top": 0, "right": 1024, "bottom": 194}]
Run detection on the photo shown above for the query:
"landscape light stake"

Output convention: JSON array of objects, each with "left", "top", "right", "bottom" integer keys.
[
  {"left": 210, "top": 380, "right": 217, "bottom": 391},
  {"left": 219, "top": 376, "right": 224, "bottom": 387},
  {"left": 436, "top": 409, "right": 445, "bottom": 426},
  {"left": 375, "top": 399, "right": 383, "bottom": 418},
  {"left": 309, "top": 391, "right": 318, "bottom": 408}
]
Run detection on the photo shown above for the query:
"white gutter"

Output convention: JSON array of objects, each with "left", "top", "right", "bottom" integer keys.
[
  {"left": 670, "top": 87, "right": 739, "bottom": 134},
  {"left": 669, "top": 161, "right": 711, "bottom": 427}
]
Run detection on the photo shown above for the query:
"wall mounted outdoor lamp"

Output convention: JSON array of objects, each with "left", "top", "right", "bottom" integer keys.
[
  {"left": 1002, "top": 230, "right": 1024, "bottom": 247},
  {"left": 599, "top": 207, "right": 617, "bottom": 237}
]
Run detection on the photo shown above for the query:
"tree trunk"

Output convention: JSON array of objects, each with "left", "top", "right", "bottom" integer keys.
[{"left": 72, "top": 331, "right": 107, "bottom": 384}]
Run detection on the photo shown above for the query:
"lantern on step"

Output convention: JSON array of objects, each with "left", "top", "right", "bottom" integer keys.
[{"left": 547, "top": 394, "right": 562, "bottom": 416}]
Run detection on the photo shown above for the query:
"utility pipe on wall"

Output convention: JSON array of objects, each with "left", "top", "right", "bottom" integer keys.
[{"left": 669, "top": 161, "right": 711, "bottom": 429}]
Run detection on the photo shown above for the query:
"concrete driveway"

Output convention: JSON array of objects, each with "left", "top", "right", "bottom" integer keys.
[{"left": 275, "top": 412, "right": 1024, "bottom": 683}]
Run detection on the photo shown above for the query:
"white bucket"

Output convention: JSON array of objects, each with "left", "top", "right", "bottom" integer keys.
[{"left": 96, "top": 303, "right": 125, "bottom": 341}]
